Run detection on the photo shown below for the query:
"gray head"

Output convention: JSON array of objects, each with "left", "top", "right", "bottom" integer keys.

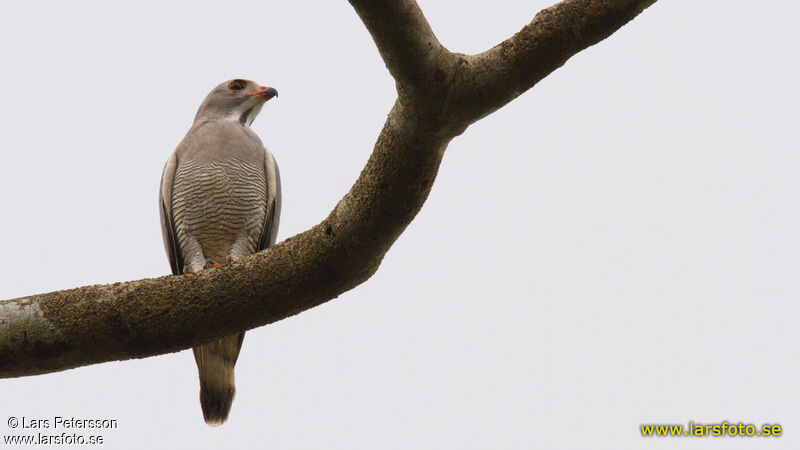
[{"left": 194, "top": 79, "right": 278, "bottom": 126}]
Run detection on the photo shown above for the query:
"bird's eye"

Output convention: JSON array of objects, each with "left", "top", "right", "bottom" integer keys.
[{"left": 228, "top": 80, "right": 246, "bottom": 91}]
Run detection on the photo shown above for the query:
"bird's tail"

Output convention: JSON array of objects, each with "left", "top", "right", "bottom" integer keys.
[{"left": 192, "top": 332, "right": 245, "bottom": 426}]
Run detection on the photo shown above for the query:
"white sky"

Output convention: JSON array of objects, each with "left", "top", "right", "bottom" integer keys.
[{"left": 1, "top": 0, "right": 798, "bottom": 449}]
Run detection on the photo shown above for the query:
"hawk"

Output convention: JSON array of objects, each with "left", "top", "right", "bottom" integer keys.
[{"left": 159, "top": 79, "right": 280, "bottom": 425}]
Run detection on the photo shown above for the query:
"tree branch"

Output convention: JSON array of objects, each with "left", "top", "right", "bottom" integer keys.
[
  {"left": 0, "top": 0, "right": 657, "bottom": 378},
  {"left": 446, "top": 0, "right": 658, "bottom": 126},
  {"left": 348, "top": 0, "right": 445, "bottom": 98}
]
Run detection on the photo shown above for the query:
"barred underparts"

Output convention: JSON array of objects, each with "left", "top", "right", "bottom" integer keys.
[{"left": 171, "top": 158, "right": 267, "bottom": 268}]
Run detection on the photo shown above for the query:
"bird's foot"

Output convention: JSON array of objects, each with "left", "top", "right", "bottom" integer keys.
[
  {"left": 204, "top": 259, "right": 221, "bottom": 269},
  {"left": 226, "top": 255, "right": 235, "bottom": 263},
  {"left": 183, "top": 266, "right": 193, "bottom": 274}
]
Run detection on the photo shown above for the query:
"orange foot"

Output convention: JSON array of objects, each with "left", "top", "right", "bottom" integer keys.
[
  {"left": 227, "top": 255, "right": 235, "bottom": 263},
  {"left": 183, "top": 267, "right": 193, "bottom": 274},
  {"left": 204, "top": 259, "right": 221, "bottom": 269}
]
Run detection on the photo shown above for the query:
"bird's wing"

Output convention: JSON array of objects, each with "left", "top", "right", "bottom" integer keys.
[
  {"left": 258, "top": 148, "right": 282, "bottom": 251},
  {"left": 159, "top": 151, "right": 183, "bottom": 275}
]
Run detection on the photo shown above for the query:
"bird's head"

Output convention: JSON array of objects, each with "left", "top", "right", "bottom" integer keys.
[{"left": 194, "top": 79, "right": 278, "bottom": 127}]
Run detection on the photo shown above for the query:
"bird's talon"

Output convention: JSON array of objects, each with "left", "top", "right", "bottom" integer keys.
[{"left": 205, "top": 259, "right": 221, "bottom": 269}]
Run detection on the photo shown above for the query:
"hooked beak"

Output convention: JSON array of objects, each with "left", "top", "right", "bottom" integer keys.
[{"left": 244, "top": 86, "right": 278, "bottom": 100}]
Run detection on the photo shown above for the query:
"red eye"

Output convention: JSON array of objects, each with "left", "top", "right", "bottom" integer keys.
[{"left": 228, "top": 80, "right": 246, "bottom": 91}]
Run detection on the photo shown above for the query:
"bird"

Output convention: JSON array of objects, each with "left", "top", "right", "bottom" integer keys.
[{"left": 158, "top": 79, "right": 281, "bottom": 425}]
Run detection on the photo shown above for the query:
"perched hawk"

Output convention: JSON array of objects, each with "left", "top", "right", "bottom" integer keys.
[{"left": 159, "top": 79, "right": 281, "bottom": 425}]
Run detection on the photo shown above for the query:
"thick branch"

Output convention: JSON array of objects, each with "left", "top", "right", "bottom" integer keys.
[
  {"left": 0, "top": 100, "right": 446, "bottom": 378},
  {"left": 348, "top": 0, "right": 445, "bottom": 96},
  {"left": 1, "top": 0, "right": 657, "bottom": 378},
  {"left": 446, "top": 0, "right": 658, "bottom": 125}
]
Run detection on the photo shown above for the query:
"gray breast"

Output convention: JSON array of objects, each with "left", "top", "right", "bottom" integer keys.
[{"left": 171, "top": 157, "right": 267, "bottom": 263}]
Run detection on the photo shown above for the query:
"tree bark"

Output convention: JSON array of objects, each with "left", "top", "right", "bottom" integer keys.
[{"left": 0, "top": 0, "right": 657, "bottom": 378}]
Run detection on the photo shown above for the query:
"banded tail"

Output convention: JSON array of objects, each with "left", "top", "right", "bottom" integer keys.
[{"left": 192, "top": 332, "right": 245, "bottom": 426}]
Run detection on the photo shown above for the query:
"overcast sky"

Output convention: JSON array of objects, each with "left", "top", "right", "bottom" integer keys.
[{"left": 1, "top": 1, "right": 798, "bottom": 449}]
